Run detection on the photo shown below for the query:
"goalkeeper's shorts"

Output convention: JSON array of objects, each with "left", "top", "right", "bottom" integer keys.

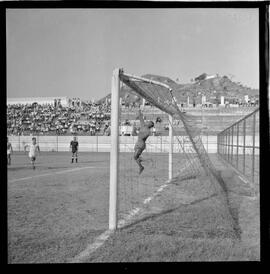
[{"left": 134, "top": 142, "right": 146, "bottom": 151}]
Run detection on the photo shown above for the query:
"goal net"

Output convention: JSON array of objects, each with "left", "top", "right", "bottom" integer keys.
[{"left": 109, "top": 68, "right": 238, "bottom": 236}]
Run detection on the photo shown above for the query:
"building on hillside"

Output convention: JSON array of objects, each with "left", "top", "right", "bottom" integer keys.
[
  {"left": 69, "top": 98, "right": 83, "bottom": 108},
  {"left": 195, "top": 73, "right": 218, "bottom": 82},
  {"left": 7, "top": 97, "right": 69, "bottom": 107},
  {"left": 205, "top": 74, "right": 218, "bottom": 80}
]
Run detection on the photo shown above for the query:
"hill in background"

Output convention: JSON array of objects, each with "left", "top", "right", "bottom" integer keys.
[{"left": 97, "top": 73, "right": 259, "bottom": 105}]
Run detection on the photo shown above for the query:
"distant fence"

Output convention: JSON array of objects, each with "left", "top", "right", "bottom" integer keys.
[
  {"left": 217, "top": 108, "right": 259, "bottom": 184},
  {"left": 8, "top": 134, "right": 219, "bottom": 153},
  {"left": 121, "top": 105, "right": 259, "bottom": 115}
]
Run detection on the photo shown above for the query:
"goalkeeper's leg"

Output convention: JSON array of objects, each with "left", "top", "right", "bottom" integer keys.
[{"left": 134, "top": 148, "right": 144, "bottom": 174}]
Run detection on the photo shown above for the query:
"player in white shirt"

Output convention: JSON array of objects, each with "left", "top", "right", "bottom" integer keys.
[
  {"left": 24, "top": 137, "right": 40, "bottom": 170},
  {"left": 7, "top": 137, "right": 13, "bottom": 165}
]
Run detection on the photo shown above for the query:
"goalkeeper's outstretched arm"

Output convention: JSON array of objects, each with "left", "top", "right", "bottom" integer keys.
[{"left": 136, "top": 109, "right": 145, "bottom": 127}]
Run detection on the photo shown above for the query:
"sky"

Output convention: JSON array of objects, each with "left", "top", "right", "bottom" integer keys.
[{"left": 6, "top": 8, "right": 259, "bottom": 100}]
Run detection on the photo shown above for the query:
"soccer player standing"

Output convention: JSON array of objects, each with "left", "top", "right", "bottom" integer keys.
[
  {"left": 70, "top": 136, "right": 79, "bottom": 163},
  {"left": 7, "top": 137, "right": 13, "bottom": 165},
  {"left": 24, "top": 137, "right": 40, "bottom": 170},
  {"left": 134, "top": 109, "right": 154, "bottom": 174}
]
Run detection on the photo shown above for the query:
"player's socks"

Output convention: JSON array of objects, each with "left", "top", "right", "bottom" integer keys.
[
  {"left": 71, "top": 158, "right": 74, "bottom": 163},
  {"left": 76, "top": 158, "right": 78, "bottom": 163}
]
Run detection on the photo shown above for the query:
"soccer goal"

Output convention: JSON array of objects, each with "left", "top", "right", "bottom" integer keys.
[{"left": 109, "top": 68, "right": 237, "bottom": 232}]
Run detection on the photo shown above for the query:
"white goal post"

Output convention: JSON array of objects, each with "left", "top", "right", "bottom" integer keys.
[{"left": 109, "top": 68, "right": 174, "bottom": 230}]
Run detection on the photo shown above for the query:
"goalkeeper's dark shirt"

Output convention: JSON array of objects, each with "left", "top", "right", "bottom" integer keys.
[
  {"left": 70, "top": 141, "right": 79, "bottom": 153},
  {"left": 135, "top": 112, "right": 151, "bottom": 150},
  {"left": 135, "top": 126, "right": 151, "bottom": 150}
]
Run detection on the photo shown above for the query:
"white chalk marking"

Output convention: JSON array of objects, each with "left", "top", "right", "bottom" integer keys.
[
  {"left": 217, "top": 154, "right": 253, "bottom": 186},
  {"left": 9, "top": 166, "right": 106, "bottom": 183},
  {"left": 70, "top": 229, "right": 114, "bottom": 263},
  {"left": 118, "top": 207, "right": 141, "bottom": 228},
  {"left": 71, "top": 159, "right": 197, "bottom": 263},
  {"left": 238, "top": 175, "right": 250, "bottom": 185},
  {"left": 71, "top": 180, "right": 171, "bottom": 263}
]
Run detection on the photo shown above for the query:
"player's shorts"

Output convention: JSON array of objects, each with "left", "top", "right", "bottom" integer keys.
[
  {"left": 134, "top": 143, "right": 145, "bottom": 158},
  {"left": 72, "top": 150, "right": 78, "bottom": 155},
  {"left": 29, "top": 156, "right": 36, "bottom": 161},
  {"left": 134, "top": 142, "right": 146, "bottom": 151},
  {"left": 7, "top": 150, "right": 11, "bottom": 155}
]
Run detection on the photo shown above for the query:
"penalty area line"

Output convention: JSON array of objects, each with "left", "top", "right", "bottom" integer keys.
[{"left": 9, "top": 166, "right": 107, "bottom": 183}]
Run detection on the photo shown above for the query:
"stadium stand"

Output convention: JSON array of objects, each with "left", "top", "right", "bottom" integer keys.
[
  {"left": 7, "top": 100, "right": 111, "bottom": 136},
  {"left": 7, "top": 98, "right": 258, "bottom": 137}
]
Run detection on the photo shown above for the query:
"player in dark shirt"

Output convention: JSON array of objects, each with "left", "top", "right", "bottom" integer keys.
[
  {"left": 70, "top": 136, "right": 79, "bottom": 163},
  {"left": 134, "top": 109, "right": 154, "bottom": 174}
]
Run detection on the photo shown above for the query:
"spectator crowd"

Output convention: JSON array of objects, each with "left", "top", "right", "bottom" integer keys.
[
  {"left": 7, "top": 95, "right": 259, "bottom": 137},
  {"left": 7, "top": 100, "right": 111, "bottom": 136}
]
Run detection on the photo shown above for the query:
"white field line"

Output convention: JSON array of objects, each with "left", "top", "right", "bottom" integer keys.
[
  {"left": 8, "top": 166, "right": 107, "bottom": 183},
  {"left": 71, "top": 158, "right": 197, "bottom": 263},
  {"left": 238, "top": 175, "right": 249, "bottom": 185},
  {"left": 70, "top": 179, "right": 171, "bottom": 263},
  {"left": 69, "top": 229, "right": 115, "bottom": 263},
  {"left": 217, "top": 154, "right": 254, "bottom": 186}
]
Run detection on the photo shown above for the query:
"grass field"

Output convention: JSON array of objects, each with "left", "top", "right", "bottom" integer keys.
[{"left": 7, "top": 152, "right": 260, "bottom": 263}]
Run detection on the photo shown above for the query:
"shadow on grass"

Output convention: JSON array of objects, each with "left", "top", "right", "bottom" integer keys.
[
  {"left": 120, "top": 193, "right": 219, "bottom": 231},
  {"left": 170, "top": 174, "right": 198, "bottom": 185}
]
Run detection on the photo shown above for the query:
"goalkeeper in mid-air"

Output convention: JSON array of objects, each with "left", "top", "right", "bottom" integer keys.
[{"left": 134, "top": 108, "right": 154, "bottom": 174}]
